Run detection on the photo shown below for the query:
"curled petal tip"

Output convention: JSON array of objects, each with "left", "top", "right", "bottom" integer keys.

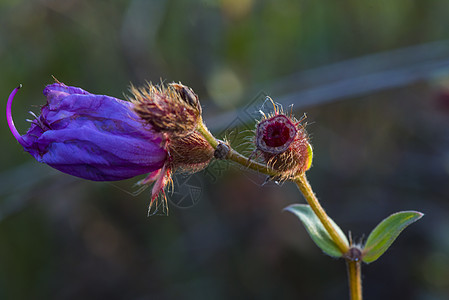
[{"left": 6, "top": 85, "right": 24, "bottom": 144}]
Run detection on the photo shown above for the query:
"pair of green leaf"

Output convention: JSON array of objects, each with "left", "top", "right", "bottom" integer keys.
[{"left": 285, "top": 204, "right": 423, "bottom": 263}]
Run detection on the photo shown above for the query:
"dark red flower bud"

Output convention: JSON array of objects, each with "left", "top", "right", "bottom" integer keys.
[{"left": 255, "top": 103, "right": 312, "bottom": 180}]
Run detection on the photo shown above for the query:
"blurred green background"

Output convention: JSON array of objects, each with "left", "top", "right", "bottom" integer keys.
[{"left": 2, "top": 0, "right": 449, "bottom": 299}]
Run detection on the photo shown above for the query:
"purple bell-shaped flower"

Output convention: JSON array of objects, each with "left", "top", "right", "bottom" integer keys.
[{"left": 6, "top": 82, "right": 167, "bottom": 181}]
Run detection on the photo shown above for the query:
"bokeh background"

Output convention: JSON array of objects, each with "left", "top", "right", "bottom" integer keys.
[{"left": 1, "top": 0, "right": 449, "bottom": 299}]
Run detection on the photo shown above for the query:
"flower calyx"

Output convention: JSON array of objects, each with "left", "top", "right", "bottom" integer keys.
[
  {"left": 131, "top": 82, "right": 215, "bottom": 214},
  {"left": 131, "top": 82, "right": 202, "bottom": 138},
  {"left": 131, "top": 82, "right": 215, "bottom": 175},
  {"left": 254, "top": 100, "right": 313, "bottom": 180}
]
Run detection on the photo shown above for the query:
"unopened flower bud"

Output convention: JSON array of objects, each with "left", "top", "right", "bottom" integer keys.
[{"left": 255, "top": 103, "right": 312, "bottom": 180}]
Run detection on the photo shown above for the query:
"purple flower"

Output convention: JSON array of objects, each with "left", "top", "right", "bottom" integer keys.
[{"left": 7, "top": 82, "right": 167, "bottom": 181}]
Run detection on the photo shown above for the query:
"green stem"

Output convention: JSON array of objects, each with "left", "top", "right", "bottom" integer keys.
[
  {"left": 197, "top": 121, "right": 349, "bottom": 254},
  {"left": 226, "top": 148, "right": 279, "bottom": 177},
  {"left": 197, "top": 120, "right": 219, "bottom": 148},
  {"left": 347, "top": 260, "right": 362, "bottom": 300},
  {"left": 196, "top": 121, "right": 278, "bottom": 177},
  {"left": 293, "top": 174, "right": 350, "bottom": 254}
]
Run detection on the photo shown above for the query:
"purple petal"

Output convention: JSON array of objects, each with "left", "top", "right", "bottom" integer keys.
[
  {"left": 6, "top": 85, "right": 24, "bottom": 144},
  {"left": 11, "top": 83, "right": 167, "bottom": 181}
]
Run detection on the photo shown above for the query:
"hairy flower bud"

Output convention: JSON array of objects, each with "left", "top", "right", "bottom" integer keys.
[
  {"left": 131, "top": 82, "right": 201, "bottom": 138},
  {"left": 130, "top": 82, "right": 214, "bottom": 174},
  {"left": 255, "top": 102, "right": 313, "bottom": 180},
  {"left": 130, "top": 82, "right": 214, "bottom": 214}
]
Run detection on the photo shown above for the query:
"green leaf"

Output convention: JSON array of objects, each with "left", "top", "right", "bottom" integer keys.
[
  {"left": 285, "top": 204, "right": 349, "bottom": 257},
  {"left": 362, "top": 211, "right": 424, "bottom": 263}
]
